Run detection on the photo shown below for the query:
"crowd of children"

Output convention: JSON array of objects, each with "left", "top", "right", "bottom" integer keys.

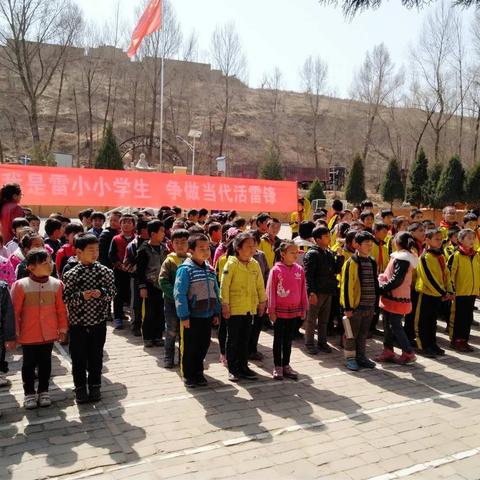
[{"left": 0, "top": 181, "right": 479, "bottom": 411}]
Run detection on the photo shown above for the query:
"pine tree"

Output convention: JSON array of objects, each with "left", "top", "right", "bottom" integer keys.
[
  {"left": 345, "top": 153, "right": 367, "bottom": 204},
  {"left": 260, "top": 143, "right": 283, "bottom": 180},
  {"left": 95, "top": 123, "right": 124, "bottom": 170},
  {"left": 381, "top": 158, "right": 404, "bottom": 206},
  {"left": 307, "top": 178, "right": 326, "bottom": 201},
  {"left": 465, "top": 163, "right": 480, "bottom": 207},
  {"left": 435, "top": 155, "right": 465, "bottom": 207},
  {"left": 425, "top": 163, "right": 443, "bottom": 209},
  {"left": 406, "top": 147, "right": 428, "bottom": 207}
]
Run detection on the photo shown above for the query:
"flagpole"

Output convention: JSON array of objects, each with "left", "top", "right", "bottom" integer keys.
[{"left": 159, "top": 51, "right": 164, "bottom": 172}]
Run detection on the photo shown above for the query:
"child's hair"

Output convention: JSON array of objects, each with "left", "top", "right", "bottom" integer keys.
[
  {"left": 26, "top": 214, "right": 41, "bottom": 223},
  {"left": 147, "top": 219, "right": 164, "bottom": 235},
  {"left": 0, "top": 183, "right": 21, "bottom": 210},
  {"left": 109, "top": 210, "right": 123, "bottom": 218},
  {"left": 232, "top": 217, "right": 246, "bottom": 230},
  {"left": 120, "top": 213, "right": 137, "bottom": 225},
  {"left": 187, "top": 209, "right": 199, "bottom": 218},
  {"left": 188, "top": 233, "right": 209, "bottom": 250},
  {"left": 410, "top": 208, "right": 422, "bottom": 219},
  {"left": 25, "top": 248, "right": 49, "bottom": 266},
  {"left": 381, "top": 209, "right": 394, "bottom": 219},
  {"left": 425, "top": 228, "right": 441, "bottom": 240},
  {"left": 354, "top": 230, "right": 375, "bottom": 245},
  {"left": 392, "top": 216, "right": 408, "bottom": 235},
  {"left": 256, "top": 213, "right": 272, "bottom": 226},
  {"left": 172, "top": 219, "right": 186, "bottom": 230},
  {"left": 337, "top": 221, "right": 351, "bottom": 239},
  {"left": 373, "top": 222, "right": 388, "bottom": 233},
  {"left": 345, "top": 230, "right": 357, "bottom": 245},
  {"left": 50, "top": 213, "right": 70, "bottom": 224},
  {"left": 91, "top": 211, "right": 106, "bottom": 222},
  {"left": 422, "top": 220, "right": 436, "bottom": 230},
  {"left": 171, "top": 229, "right": 189, "bottom": 241},
  {"left": 360, "top": 200, "right": 374, "bottom": 211},
  {"left": 136, "top": 219, "right": 149, "bottom": 233},
  {"left": 458, "top": 228, "right": 476, "bottom": 243},
  {"left": 408, "top": 222, "right": 423, "bottom": 233},
  {"left": 278, "top": 240, "right": 296, "bottom": 256},
  {"left": 315, "top": 219, "right": 328, "bottom": 228},
  {"left": 448, "top": 226, "right": 461, "bottom": 239},
  {"left": 74, "top": 232, "right": 99, "bottom": 250},
  {"left": 233, "top": 232, "right": 254, "bottom": 254},
  {"left": 208, "top": 222, "right": 222, "bottom": 236},
  {"left": 188, "top": 225, "right": 204, "bottom": 235},
  {"left": 12, "top": 217, "right": 29, "bottom": 231},
  {"left": 332, "top": 199, "right": 343, "bottom": 212},
  {"left": 463, "top": 212, "right": 478, "bottom": 224},
  {"left": 18, "top": 226, "right": 33, "bottom": 240},
  {"left": 227, "top": 210, "right": 238, "bottom": 222},
  {"left": 298, "top": 198, "right": 305, "bottom": 207},
  {"left": 44, "top": 218, "right": 63, "bottom": 236},
  {"left": 78, "top": 208, "right": 94, "bottom": 222},
  {"left": 267, "top": 218, "right": 280, "bottom": 228},
  {"left": 198, "top": 208, "right": 209, "bottom": 218},
  {"left": 339, "top": 209, "right": 352, "bottom": 219},
  {"left": 249, "top": 228, "right": 261, "bottom": 244},
  {"left": 221, "top": 222, "right": 233, "bottom": 240},
  {"left": 395, "top": 232, "right": 416, "bottom": 251},
  {"left": 360, "top": 211, "right": 374, "bottom": 222},
  {"left": 299, "top": 221, "right": 315, "bottom": 240},
  {"left": 172, "top": 206, "right": 182, "bottom": 215},
  {"left": 163, "top": 215, "right": 175, "bottom": 230},
  {"left": 21, "top": 233, "right": 43, "bottom": 250},
  {"left": 65, "top": 223, "right": 84, "bottom": 236},
  {"left": 312, "top": 226, "right": 330, "bottom": 239}
]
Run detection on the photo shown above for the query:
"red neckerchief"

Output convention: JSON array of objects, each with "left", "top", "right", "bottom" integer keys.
[
  {"left": 459, "top": 245, "right": 476, "bottom": 258},
  {"left": 415, "top": 239, "right": 424, "bottom": 255},
  {"left": 440, "top": 220, "right": 453, "bottom": 230}
]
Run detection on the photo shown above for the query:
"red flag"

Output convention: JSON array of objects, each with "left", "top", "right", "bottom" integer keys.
[{"left": 127, "top": 0, "right": 162, "bottom": 58}]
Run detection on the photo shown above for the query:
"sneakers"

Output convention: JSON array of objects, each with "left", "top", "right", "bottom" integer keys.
[
  {"left": 195, "top": 374, "right": 208, "bottom": 387},
  {"left": 273, "top": 366, "right": 283, "bottom": 381},
  {"left": 356, "top": 357, "right": 376, "bottom": 369},
  {"left": 283, "top": 365, "right": 299, "bottom": 380},
  {"left": 89, "top": 386, "right": 101, "bottom": 402},
  {"left": 219, "top": 354, "right": 228, "bottom": 368},
  {"left": 228, "top": 372, "right": 240, "bottom": 382},
  {"left": 451, "top": 339, "right": 474, "bottom": 352},
  {"left": 113, "top": 319, "right": 124, "bottom": 330},
  {"left": 0, "top": 373, "right": 11, "bottom": 388},
  {"left": 164, "top": 358, "right": 174, "bottom": 369},
  {"left": 305, "top": 344, "right": 318, "bottom": 355},
  {"left": 345, "top": 358, "right": 359, "bottom": 371},
  {"left": 38, "top": 392, "right": 52, "bottom": 408},
  {"left": 75, "top": 387, "right": 89, "bottom": 404},
  {"left": 248, "top": 351, "right": 264, "bottom": 361},
  {"left": 239, "top": 368, "right": 257, "bottom": 380},
  {"left": 374, "top": 348, "right": 397, "bottom": 363},
  {"left": 433, "top": 345, "right": 446, "bottom": 356},
  {"left": 143, "top": 339, "right": 154, "bottom": 348},
  {"left": 317, "top": 342, "right": 332, "bottom": 354},
  {"left": 394, "top": 351, "right": 417, "bottom": 365},
  {"left": 24, "top": 394, "right": 37, "bottom": 410},
  {"left": 153, "top": 338, "right": 164, "bottom": 347},
  {"left": 184, "top": 378, "right": 196, "bottom": 388},
  {"left": 419, "top": 347, "right": 437, "bottom": 358}
]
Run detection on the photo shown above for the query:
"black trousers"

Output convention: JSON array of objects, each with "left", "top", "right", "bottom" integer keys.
[
  {"left": 22, "top": 343, "right": 54, "bottom": 395},
  {"left": 226, "top": 314, "right": 253, "bottom": 375},
  {"left": 113, "top": 269, "right": 131, "bottom": 320},
  {"left": 69, "top": 323, "right": 106, "bottom": 390},
  {"left": 414, "top": 294, "right": 441, "bottom": 350},
  {"left": 218, "top": 316, "right": 227, "bottom": 355},
  {"left": 180, "top": 317, "right": 211, "bottom": 380},
  {"left": 131, "top": 277, "right": 142, "bottom": 331},
  {"left": 273, "top": 317, "right": 297, "bottom": 367},
  {"left": 404, "top": 289, "right": 418, "bottom": 343},
  {"left": 384, "top": 311, "right": 413, "bottom": 353},
  {"left": 0, "top": 337, "right": 7, "bottom": 374},
  {"left": 450, "top": 296, "right": 476, "bottom": 342},
  {"left": 248, "top": 315, "right": 263, "bottom": 355},
  {"left": 142, "top": 284, "right": 165, "bottom": 341}
]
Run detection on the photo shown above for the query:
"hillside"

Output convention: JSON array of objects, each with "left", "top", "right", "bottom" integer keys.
[{"left": 0, "top": 44, "right": 473, "bottom": 192}]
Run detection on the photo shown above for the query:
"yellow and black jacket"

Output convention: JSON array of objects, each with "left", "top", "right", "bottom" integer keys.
[
  {"left": 444, "top": 244, "right": 457, "bottom": 260},
  {"left": 340, "top": 254, "right": 379, "bottom": 311},
  {"left": 448, "top": 249, "right": 480, "bottom": 297},
  {"left": 416, "top": 249, "right": 453, "bottom": 297},
  {"left": 371, "top": 239, "right": 390, "bottom": 274}
]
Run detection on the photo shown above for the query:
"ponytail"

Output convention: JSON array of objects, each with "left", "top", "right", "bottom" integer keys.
[
  {"left": 0, "top": 183, "right": 21, "bottom": 211},
  {"left": 395, "top": 232, "right": 415, "bottom": 252}
]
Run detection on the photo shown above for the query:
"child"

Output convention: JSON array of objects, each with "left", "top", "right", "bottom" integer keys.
[
  {"left": 408, "top": 222, "right": 426, "bottom": 256},
  {"left": 439, "top": 206, "right": 458, "bottom": 241},
  {"left": 109, "top": 214, "right": 136, "bottom": 329},
  {"left": 5, "top": 217, "right": 30, "bottom": 256},
  {"left": 99, "top": 210, "right": 122, "bottom": 268},
  {"left": 444, "top": 227, "right": 460, "bottom": 259},
  {"left": 208, "top": 222, "right": 222, "bottom": 261},
  {"left": 414, "top": 229, "right": 453, "bottom": 358},
  {"left": 0, "top": 235, "right": 15, "bottom": 287},
  {"left": 255, "top": 213, "right": 272, "bottom": 236},
  {"left": 78, "top": 208, "right": 94, "bottom": 230},
  {"left": 293, "top": 221, "right": 315, "bottom": 268},
  {"left": 448, "top": 229, "right": 480, "bottom": 352},
  {"left": 372, "top": 223, "right": 390, "bottom": 274},
  {"left": 463, "top": 213, "right": 480, "bottom": 251},
  {"left": 303, "top": 226, "right": 344, "bottom": 355},
  {"left": 186, "top": 209, "right": 199, "bottom": 224},
  {"left": 0, "top": 279, "right": 15, "bottom": 389},
  {"left": 44, "top": 218, "right": 64, "bottom": 261},
  {"left": 56, "top": 223, "right": 84, "bottom": 279},
  {"left": 26, "top": 214, "right": 41, "bottom": 233},
  {"left": 11, "top": 249, "right": 68, "bottom": 409},
  {"left": 221, "top": 232, "right": 266, "bottom": 382},
  {"left": 159, "top": 229, "right": 190, "bottom": 368},
  {"left": 0, "top": 183, "right": 25, "bottom": 245},
  {"left": 259, "top": 218, "right": 282, "bottom": 269},
  {"left": 360, "top": 211, "right": 375, "bottom": 233},
  {"left": 340, "top": 231, "right": 378, "bottom": 371},
  {"left": 290, "top": 198, "right": 305, "bottom": 239},
  {"left": 266, "top": 241, "right": 308, "bottom": 380},
  {"left": 375, "top": 232, "right": 419, "bottom": 365},
  {"left": 15, "top": 233, "right": 45, "bottom": 280},
  {"left": 136, "top": 220, "right": 167, "bottom": 347},
  {"left": 174, "top": 234, "right": 221, "bottom": 388},
  {"left": 88, "top": 211, "right": 106, "bottom": 238},
  {"left": 63, "top": 233, "right": 116, "bottom": 404}
]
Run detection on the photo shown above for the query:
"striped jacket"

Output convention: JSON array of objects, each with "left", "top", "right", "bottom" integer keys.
[{"left": 174, "top": 258, "right": 221, "bottom": 321}]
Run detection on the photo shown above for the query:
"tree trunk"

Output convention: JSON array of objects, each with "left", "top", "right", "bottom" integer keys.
[
  {"left": 73, "top": 88, "right": 81, "bottom": 167},
  {"left": 148, "top": 73, "right": 159, "bottom": 163},
  {"left": 362, "top": 114, "right": 375, "bottom": 161},
  {"left": 218, "top": 77, "right": 230, "bottom": 157},
  {"left": 0, "top": 137, "right": 3, "bottom": 164},
  {"left": 29, "top": 97, "right": 41, "bottom": 148},
  {"left": 313, "top": 116, "right": 319, "bottom": 177},
  {"left": 103, "top": 74, "right": 113, "bottom": 134},
  {"left": 87, "top": 76, "right": 94, "bottom": 167},
  {"left": 48, "top": 61, "right": 66, "bottom": 153},
  {"left": 132, "top": 79, "right": 138, "bottom": 162},
  {"left": 473, "top": 105, "right": 480, "bottom": 165}
]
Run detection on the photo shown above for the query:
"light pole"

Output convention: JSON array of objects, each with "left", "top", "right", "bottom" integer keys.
[{"left": 176, "top": 130, "right": 202, "bottom": 175}]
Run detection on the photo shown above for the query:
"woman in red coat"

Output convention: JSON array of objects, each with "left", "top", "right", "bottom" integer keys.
[{"left": 0, "top": 183, "right": 25, "bottom": 244}]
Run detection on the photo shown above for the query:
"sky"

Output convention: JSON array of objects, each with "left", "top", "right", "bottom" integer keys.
[{"left": 76, "top": 0, "right": 474, "bottom": 98}]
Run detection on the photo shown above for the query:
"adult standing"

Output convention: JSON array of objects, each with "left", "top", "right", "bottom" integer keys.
[{"left": 0, "top": 184, "right": 25, "bottom": 244}]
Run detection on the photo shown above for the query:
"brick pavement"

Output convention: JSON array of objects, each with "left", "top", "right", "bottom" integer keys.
[{"left": 1, "top": 309, "right": 480, "bottom": 479}]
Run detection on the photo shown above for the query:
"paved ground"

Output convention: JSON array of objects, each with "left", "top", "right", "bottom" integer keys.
[{"left": 2, "top": 308, "right": 480, "bottom": 480}]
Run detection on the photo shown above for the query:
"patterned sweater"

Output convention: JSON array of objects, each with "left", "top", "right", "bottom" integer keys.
[{"left": 63, "top": 262, "right": 116, "bottom": 326}]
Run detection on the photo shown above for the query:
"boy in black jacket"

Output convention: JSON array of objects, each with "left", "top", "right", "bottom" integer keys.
[{"left": 304, "top": 226, "right": 344, "bottom": 354}]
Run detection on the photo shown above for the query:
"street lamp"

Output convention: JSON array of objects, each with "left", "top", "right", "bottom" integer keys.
[{"left": 176, "top": 130, "right": 202, "bottom": 175}]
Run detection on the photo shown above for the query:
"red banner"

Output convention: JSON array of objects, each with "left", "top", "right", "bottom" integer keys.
[{"left": 0, "top": 165, "right": 298, "bottom": 211}]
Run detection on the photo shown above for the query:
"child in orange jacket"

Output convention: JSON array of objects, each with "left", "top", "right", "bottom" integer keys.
[{"left": 11, "top": 249, "right": 68, "bottom": 410}]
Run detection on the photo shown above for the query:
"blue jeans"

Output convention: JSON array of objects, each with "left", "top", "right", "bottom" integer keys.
[
  {"left": 383, "top": 311, "right": 413, "bottom": 353},
  {"left": 164, "top": 301, "right": 179, "bottom": 362}
]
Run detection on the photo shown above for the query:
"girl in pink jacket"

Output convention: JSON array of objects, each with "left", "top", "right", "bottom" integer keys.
[
  {"left": 266, "top": 240, "right": 308, "bottom": 380},
  {"left": 375, "top": 232, "right": 419, "bottom": 365}
]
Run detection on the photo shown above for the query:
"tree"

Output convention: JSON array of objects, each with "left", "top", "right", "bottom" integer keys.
[
  {"left": 425, "top": 162, "right": 443, "bottom": 208},
  {"left": 381, "top": 158, "right": 404, "bottom": 206},
  {"left": 260, "top": 143, "right": 283, "bottom": 180},
  {"left": 465, "top": 163, "right": 480, "bottom": 206},
  {"left": 406, "top": 147, "right": 429, "bottom": 206},
  {"left": 300, "top": 56, "right": 328, "bottom": 176},
  {"left": 211, "top": 21, "right": 247, "bottom": 157},
  {"left": 345, "top": 154, "right": 367, "bottom": 204},
  {"left": 95, "top": 124, "right": 124, "bottom": 170},
  {"left": 435, "top": 155, "right": 465, "bottom": 206},
  {"left": 307, "top": 178, "right": 326, "bottom": 202}
]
